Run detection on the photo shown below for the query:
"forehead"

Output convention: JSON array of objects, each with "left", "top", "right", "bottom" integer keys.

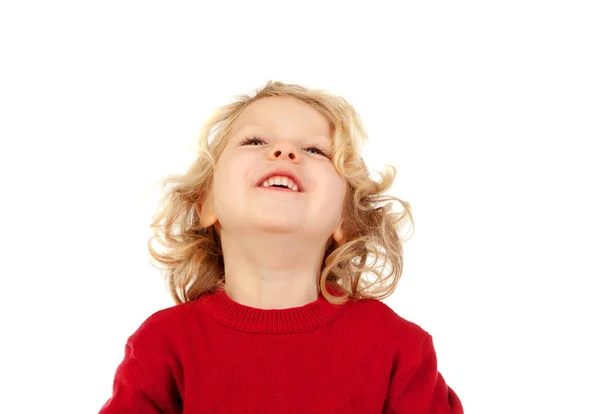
[{"left": 232, "top": 96, "right": 331, "bottom": 137}]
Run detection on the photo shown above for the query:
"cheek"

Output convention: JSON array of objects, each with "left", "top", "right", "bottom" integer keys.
[
  {"left": 317, "top": 170, "right": 347, "bottom": 208},
  {"left": 333, "top": 181, "right": 347, "bottom": 213},
  {"left": 212, "top": 156, "right": 253, "bottom": 210}
]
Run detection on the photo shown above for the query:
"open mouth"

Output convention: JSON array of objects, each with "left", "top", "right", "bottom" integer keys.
[
  {"left": 256, "top": 170, "right": 304, "bottom": 192},
  {"left": 259, "top": 175, "right": 300, "bottom": 192}
]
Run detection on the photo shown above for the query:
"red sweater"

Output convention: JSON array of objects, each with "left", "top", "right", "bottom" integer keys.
[{"left": 99, "top": 285, "right": 463, "bottom": 413}]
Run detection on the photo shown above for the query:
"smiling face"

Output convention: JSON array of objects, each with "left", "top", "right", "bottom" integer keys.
[{"left": 203, "top": 96, "right": 346, "bottom": 243}]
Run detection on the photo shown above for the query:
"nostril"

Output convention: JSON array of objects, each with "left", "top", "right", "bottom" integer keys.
[{"left": 272, "top": 149, "right": 297, "bottom": 161}]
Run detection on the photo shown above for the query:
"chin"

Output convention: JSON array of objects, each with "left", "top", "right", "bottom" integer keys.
[{"left": 253, "top": 219, "right": 302, "bottom": 234}]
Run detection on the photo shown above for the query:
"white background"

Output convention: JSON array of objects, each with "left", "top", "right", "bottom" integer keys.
[{"left": 1, "top": 1, "right": 598, "bottom": 413}]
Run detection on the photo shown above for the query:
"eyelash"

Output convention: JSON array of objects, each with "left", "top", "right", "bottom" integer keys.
[{"left": 240, "top": 134, "right": 329, "bottom": 157}]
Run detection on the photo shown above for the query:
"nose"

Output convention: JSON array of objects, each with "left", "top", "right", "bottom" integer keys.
[{"left": 267, "top": 141, "right": 299, "bottom": 163}]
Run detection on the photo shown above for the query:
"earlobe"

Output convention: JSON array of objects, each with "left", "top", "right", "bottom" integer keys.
[
  {"left": 197, "top": 191, "right": 218, "bottom": 228},
  {"left": 333, "top": 219, "right": 345, "bottom": 244}
]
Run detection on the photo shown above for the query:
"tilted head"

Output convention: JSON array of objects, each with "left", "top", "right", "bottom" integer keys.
[{"left": 199, "top": 95, "right": 346, "bottom": 249}]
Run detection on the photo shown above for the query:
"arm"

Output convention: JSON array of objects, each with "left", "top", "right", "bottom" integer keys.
[
  {"left": 383, "top": 334, "right": 463, "bottom": 414},
  {"left": 98, "top": 339, "right": 182, "bottom": 414}
]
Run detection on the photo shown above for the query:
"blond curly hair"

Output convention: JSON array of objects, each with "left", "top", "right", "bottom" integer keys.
[{"left": 148, "top": 80, "right": 415, "bottom": 306}]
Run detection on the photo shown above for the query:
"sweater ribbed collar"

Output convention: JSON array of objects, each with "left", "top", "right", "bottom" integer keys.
[{"left": 197, "top": 284, "right": 347, "bottom": 334}]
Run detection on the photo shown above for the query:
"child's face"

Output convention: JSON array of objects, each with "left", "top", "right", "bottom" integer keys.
[{"left": 208, "top": 96, "right": 346, "bottom": 243}]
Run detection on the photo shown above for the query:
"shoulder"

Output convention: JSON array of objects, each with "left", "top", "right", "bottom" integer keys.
[
  {"left": 347, "top": 297, "right": 432, "bottom": 346},
  {"left": 126, "top": 300, "right": 198, "bottom": 351}
]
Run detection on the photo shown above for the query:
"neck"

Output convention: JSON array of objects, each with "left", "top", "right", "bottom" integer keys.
[{"left": 219, "top": 230, "right": 328, "bottom": 309}]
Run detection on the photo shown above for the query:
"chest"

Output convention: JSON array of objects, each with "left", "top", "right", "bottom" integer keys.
[{"left": 180, "top": 334, "right": 392, "bottom": 413}]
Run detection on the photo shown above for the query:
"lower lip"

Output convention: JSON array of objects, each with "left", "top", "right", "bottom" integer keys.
[{"left": 258, "top": 186, "right": 300, "bottom": 193}]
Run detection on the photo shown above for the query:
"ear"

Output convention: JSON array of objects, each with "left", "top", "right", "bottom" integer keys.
[
  {"left": 196, "top": 189, "right": 218, "bottom": 228},
  {"left": 332, "top": 217, "right": 345, "bottom": 244}
]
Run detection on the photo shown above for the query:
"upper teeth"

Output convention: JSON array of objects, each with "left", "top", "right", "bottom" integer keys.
[{"left": 260, "top": 175, "right": 299, "bottom": 191}]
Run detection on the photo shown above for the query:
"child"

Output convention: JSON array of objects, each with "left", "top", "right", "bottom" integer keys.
[{"left": 99, "top": 81, "right": 464, "bottom": 413}]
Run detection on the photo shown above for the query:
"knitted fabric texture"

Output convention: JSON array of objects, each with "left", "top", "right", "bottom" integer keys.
[{"left": 99, "top": 286, "right": 463, "bottom": 413}]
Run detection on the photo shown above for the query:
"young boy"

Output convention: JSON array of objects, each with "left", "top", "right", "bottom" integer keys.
[{"left": 99, "top": 81, "right": 464, "bottom": 413}]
